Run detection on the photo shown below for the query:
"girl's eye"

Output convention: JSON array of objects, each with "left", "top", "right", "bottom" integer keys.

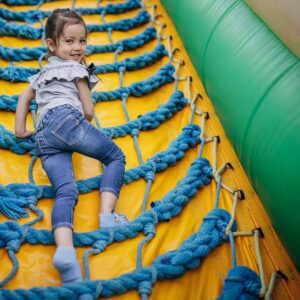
[
  {"left": 80, "top": 39, "right": 87, "bottom": 44},
  {"left": 66, "top": 39, "right": 73, "bottom": 44}
]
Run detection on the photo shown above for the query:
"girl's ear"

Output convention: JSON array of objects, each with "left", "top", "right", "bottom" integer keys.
[{"left": 46, "top": 38, "right": 55, "bottom": 53}]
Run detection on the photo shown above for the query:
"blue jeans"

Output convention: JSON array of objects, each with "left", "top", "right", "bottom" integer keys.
[{"left": 35, "top": 104, "right": 126, "bottom": 230}]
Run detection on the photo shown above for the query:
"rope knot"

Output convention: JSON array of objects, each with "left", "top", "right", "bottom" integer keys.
[
  {"left": 121, "top": 92, "right": 128, "bottom": 101},
  {"left": 6, "top": 239, "right": 21, "bottom": 252},
  {"left": 116, "top": 45, "right": 124, "bottom": 54},
  {"left": 93, "top": 240, "right": 109, "bottom": 252},
  {"left": 137, "top": 266, "right": 157, "bottom": 298},
  {"left": 0, "top": 221, "right": 27, "bottom": 252},
  {"left": 144, "top": 223, "right": 155, "bottom": 236},
  {"left": 130, "top": 128, "right": 140, "bottom": 137},
  {"left": 218, "top": 266, "right": 261, "bottom": 299},
  {"left": 138, "top": 280, "right": 153, "bottom": 297},
  {"left": 145, "top": 171, "right": 155, "bottom": 181},
  {"left": 118, "top": 65, "right": 126, "bottom": 73}
]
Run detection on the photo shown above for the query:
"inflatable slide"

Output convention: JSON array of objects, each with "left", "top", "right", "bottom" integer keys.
[{"left": 0, "top": 0, "right": 299, "bottom": 299}]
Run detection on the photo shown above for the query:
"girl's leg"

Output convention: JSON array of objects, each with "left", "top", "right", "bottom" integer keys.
[
  {"left": 68, "top": 118, "right": 128, "bottom": 227},
  {"left": 100, "top": 191, "right": 117, "bottom": 214},
  {"left": 41, "top": 107, "right": 128, "bottom": 227},
  {"left": 41, "top": 152, "right": 82, "bottom": 284}
]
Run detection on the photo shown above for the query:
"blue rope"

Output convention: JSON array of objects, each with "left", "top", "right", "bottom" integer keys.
[
  {"left": 38, "top": 52, "right": 45, "bottom": 68},
  {"left": 83, "top": 229, "right": 114, "bottom": 281},
  {"left": 28, "top": 155, "right": 37, "bottom": 184},
  {"left": 0, "top": 63, "right": 173, "bottom": 113},
  {"left": 0, "top": 209, "right": 235, "bottom": 298},
  {"left": 142, "top": 170, "right": 155, "bottom": 213},
  {"left": 92, "top": 63, "right": 174, "bottom": 101},
  {"left": 0, "top": 155, "right": 212, "bottom": 248},
  {"left": 24, "top": 204, "right": 44, "bottom": 226},
  {"left": 0, "top": 221, "right": 28, "bottom": 288},
  {"left": 93, "top": 114, "right": 102, "bottom": 129},
  {"left": 121, "top": 94, "right": 131, "bottom": 122},
  {"left": 0, "top": 44, "right": 167, "bottom": 81},
  {"left": 0, "top": 63, "right": 174, "bottom": 111},
  {"left": 0, "top": 10, "right": 150, "bottom": 39},
  {"left": 217, "top": 266, "right": 261, "bottom": 300},
  {"left": 120, "top": 93, "right": 144, "bottom": 164},
  {"left": 0, "top": 27, "right": 157, "bottom": 61},
  {"left": 0, "top": 0, "right": 142, "bottom": 22},
  {"left": 0, "top": 250, "right": 19, "bottom": 288},
  {"left": 1, "top": 0, "right": 54, "bottom": 5},
  {"left": 0, "top": 155, "right": 212, "bottom": 286},
  {"left": 0, "top": 124, "right": 202, "bottom": 219},
  {"left": 0, "top": 89, "right": 185, "bottom": 155},
  {"left": 136, "top": 211, "right": 157, "bottom": 268}
]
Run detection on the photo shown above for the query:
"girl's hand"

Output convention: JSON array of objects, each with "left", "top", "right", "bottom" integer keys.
[{"left": 15, "top": 130, "right": 36, "bottom": 139}]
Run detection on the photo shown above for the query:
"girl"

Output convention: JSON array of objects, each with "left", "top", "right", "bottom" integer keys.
[{"left": 15, "top": 9, "right": 128, "bottom": 284}]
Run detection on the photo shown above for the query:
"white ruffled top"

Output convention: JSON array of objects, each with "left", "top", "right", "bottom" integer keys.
[{"left": 28, "top": 56, "right": 99, "bottom": 127}]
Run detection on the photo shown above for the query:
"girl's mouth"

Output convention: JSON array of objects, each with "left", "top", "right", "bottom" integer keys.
[{"left": 71, "top": 54, "right": 81, "bottom": 59}]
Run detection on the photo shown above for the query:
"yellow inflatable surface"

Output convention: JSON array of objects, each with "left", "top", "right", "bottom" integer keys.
[{"left": 0, "top": 0, "right": 299, "bottom": 299}]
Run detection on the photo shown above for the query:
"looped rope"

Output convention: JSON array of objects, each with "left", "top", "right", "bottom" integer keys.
[
  {"left": 138, "top": 281, "right": 152, "bottom": 299},
  {"left": 0, "top": 27, "right": 157, "bottom": 62},
  {"left": 0, "top": 221, "right": 28, "bottom": 250},
  {"left": 145, "top": 171, "right": 155, "bottom": 181},
  {"left": 217, "top": 266, "right": 261, "bottom": 300},
  {"left": 116, "top": 45, "right": 124, "bottom": 54},
  {"left": 144, "top": 222, "right": 155, "bottom": 237},
  {"left": 0, "top": 43, "right": 167, "bottom": 81},
  {"left": 6, "top": 239, "right": 21, "bottom": 252},
  {"left": 0, "top": 222, "right": 29, "bottom": 288},
  {"left": 93, "top": 240, "right": 109, "bottom": 252},
  {"left": 121, "top": 92, "right": 129, "bottom": 101},
  {"left": 83, "top": 229, "right": 115, "bottom": 280},
  {"left": 0, "top": 9, "right": 150, "bottom": 40},
  {"left": 138, "top": 268, "right": 157, "bottom": 300},
  {"left": 0, "top": 63, "right": 174, "bottom": 112},
  {"left": 130, "top": 128, "right": 140, "bottom": 137}
]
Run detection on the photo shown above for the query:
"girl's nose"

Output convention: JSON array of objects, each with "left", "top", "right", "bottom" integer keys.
[{"left": 73, "top": 42, "right": 81, "bottom": 50}]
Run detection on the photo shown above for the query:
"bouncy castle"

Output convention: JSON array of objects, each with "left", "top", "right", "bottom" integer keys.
[{"left": 0, "top": 0, "right": 299, "bottom": 299}]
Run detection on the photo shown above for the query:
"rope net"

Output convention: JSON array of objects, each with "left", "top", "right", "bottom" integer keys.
[{"left": 0, "top": 0, "right": 289, "bottom": 299}]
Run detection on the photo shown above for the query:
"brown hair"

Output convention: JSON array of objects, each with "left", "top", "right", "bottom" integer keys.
[{"left": 45, "top": 8, "right": 87, "bottom": 60}]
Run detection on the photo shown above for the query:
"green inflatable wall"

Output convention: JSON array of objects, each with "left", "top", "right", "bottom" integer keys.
[{"left": 161, "top": 0, "right": 300, "bottom": 270}]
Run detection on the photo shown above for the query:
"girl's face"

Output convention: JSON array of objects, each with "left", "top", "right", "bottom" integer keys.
[{"left": 47, "top": 23, "right": 87, "bottom": 62}]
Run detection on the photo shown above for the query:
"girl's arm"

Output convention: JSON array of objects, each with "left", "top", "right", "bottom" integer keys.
[
  {"left": 77, "top": 78, "right": 94, "bottom": 122},
  {"left": 15, "top": 86, "right": 36, "bottom": 138}
]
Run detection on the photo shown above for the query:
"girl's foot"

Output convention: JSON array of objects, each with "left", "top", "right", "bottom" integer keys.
[
  {"left": 53, "top": 246, "right": 82, "bottom": 284},
  {"left": 99, "top": 211, "right": 129, "bottom": 228}
]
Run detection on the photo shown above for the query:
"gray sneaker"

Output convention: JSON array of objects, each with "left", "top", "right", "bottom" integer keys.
[{"left": 100, "top": 211, "right": 129, "bottom": 228}]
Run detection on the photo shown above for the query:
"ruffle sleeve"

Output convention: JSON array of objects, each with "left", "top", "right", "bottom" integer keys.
[
  {"left": 28, "top": 73, "right": 40, "bottom": 90},
  {"left": 27, "top": 61, "right": 99, "bottom": 90}
]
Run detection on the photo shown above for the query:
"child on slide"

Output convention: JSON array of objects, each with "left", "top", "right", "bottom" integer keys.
[{"left": 15, "top": 8, "right": 129, "bottom": 284}]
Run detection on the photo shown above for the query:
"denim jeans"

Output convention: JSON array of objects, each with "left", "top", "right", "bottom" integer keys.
[{"left": 35, "top": 104, "right": 126, "bottom": 230}]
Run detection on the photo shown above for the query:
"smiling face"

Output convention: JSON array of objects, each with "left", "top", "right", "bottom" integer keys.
[{"left": 47, "top": 23, "right": 87, "bottom": 62}]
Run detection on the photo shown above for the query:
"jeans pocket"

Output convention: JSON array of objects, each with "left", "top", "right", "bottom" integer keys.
[{"left": 50, "top": 113, "right": 85, "bottom": 146}]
